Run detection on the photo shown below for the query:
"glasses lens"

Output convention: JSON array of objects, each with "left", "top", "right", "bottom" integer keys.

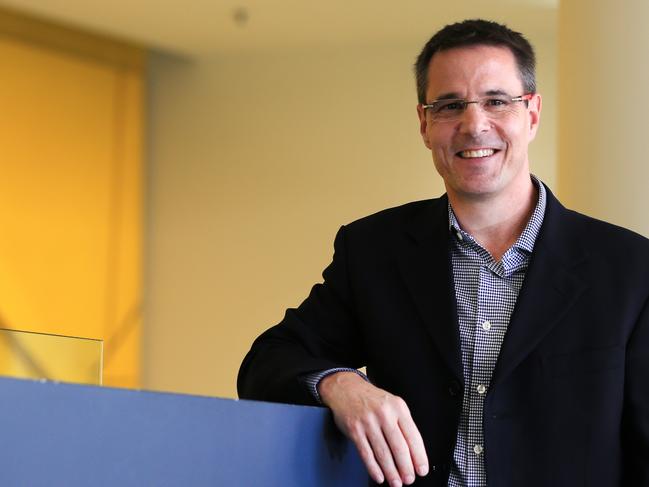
[
  {"left": 481, "top": 96, "right": 515, "bottom": 115},
  {"left": 429, "top": 100, "right": 465, "bottom": 120}
]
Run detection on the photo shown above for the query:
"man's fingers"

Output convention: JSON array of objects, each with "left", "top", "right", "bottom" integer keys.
[
  {"left": 382, "top": 420, "right": 416, "bottom": 485},
  {"left": 367, "top": 426, "right": 403, "bottom": 487},
  {"left": 352, "top": 431, "right": 385, "bottom": 485},
  {"left": 399, "top": 414, "right": 429, "bottom": 477}
]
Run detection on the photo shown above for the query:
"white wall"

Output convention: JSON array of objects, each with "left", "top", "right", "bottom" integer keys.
[
  {"left": 144, "top": 31, "right": 557, "bottom": 398},
  {"left": 558, "top": 0, "right": 649, "bottom": 237}
]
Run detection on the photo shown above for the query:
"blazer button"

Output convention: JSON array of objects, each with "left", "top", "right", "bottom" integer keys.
[{"left": 448, "top": 381, "right": 461, "bottom": 397}]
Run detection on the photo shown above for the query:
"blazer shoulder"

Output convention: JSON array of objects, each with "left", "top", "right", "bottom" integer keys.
[
  {"left": 564, "top": 207, "right": 648, "bottom": 242},
  {"left": 343, "top": 197, "right": 445, "bottom": 235},
  {"left": 561, "top": 206, "right": 649, "bottom": 258}
]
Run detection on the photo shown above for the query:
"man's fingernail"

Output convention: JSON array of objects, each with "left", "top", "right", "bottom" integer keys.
[
  {"left": 404, "top": 473, "right": 415, "bottom": 484},
  {"left": 417, "top": 464, "right": 429, "bottom": 476}
]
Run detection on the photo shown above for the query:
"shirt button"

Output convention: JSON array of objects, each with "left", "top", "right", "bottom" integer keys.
[
  {"left": 477, "top": 384, "right": 486, "bottom": 394},
  {"left": 473, "top": 444, "right": 484, "bottom": 455},
  {"left": 482, "top": 321, "right": 491, "bottom": 331},
  {"left": 455, "top": 229, "right": 463, "bottom": 241}
]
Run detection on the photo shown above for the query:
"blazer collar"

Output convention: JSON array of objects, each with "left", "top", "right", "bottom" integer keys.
[
  {"left": 397, "top": 195, "right": 464, "bottom": 383},
  {"left": 491, "top": 184, "right": 589, "bottom": 385},
  {"left": 395, "top": 185, "right": 589, "bottom": 386}
]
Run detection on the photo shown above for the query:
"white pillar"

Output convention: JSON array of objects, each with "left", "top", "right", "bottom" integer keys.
[{"left": 558, "top": 0, "right": 649, "bottom": 237}]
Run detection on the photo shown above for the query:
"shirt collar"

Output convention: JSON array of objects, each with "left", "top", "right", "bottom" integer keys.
[{"left": 448, "top": 174, "right": 546, "bottom": 254}]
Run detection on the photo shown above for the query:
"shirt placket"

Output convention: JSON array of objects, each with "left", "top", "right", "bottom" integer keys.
[{"left": 466, "top": 263, "right": 498, "bottom": 485}]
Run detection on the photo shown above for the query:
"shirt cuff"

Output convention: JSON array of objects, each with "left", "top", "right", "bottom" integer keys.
[{"left": 303, "top": 367, "right": 369, "bottom": 404}]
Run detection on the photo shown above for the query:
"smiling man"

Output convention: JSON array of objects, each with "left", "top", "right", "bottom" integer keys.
[{"left": 238, "top": 20, "right": 649, "bottom": 487}]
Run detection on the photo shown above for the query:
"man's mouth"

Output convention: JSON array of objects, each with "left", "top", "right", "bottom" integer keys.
[{"left": 456, "top": 148, "right": 497, "bottom": 159}]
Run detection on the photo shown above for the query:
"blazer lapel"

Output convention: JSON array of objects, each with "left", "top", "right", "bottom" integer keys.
[
  {"left": 491, "top": 189, "right": 589, "bottom": 387},
  {"left": 397, "top": 196, "right": 463, "bottom": 383}
]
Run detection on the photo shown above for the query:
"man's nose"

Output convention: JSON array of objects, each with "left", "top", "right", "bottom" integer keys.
[{"left": 458, "top": 102, "right": 491, "bottom": 136}]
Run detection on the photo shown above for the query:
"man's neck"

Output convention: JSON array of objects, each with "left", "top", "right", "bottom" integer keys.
[{"left": 448, "top": 177, "right": 538, "bottom": 262}]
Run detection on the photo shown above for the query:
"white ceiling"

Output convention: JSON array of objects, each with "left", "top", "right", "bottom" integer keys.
[{"left": 0, "top": 0, "right": 557, "bottom": 56}]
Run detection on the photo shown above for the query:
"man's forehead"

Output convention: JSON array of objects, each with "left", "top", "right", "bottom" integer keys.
[
  {"left": 428, "top": 44, "right": 516, "bottom": 68},
  {"left": 425, "top": 45, "right": 523, "bottom": 97}
]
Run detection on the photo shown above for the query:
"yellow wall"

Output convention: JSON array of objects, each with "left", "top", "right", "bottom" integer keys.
[
  {"left": 0, "top": 8, "right": 144, "bottom": 387},
  {"left": 144, "top": 28, "right": 557, "bottom": 398}
]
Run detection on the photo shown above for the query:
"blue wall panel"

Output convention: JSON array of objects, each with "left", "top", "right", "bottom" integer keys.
[{"left": 0, "top": 377, "right": 366, "bottom": 486}]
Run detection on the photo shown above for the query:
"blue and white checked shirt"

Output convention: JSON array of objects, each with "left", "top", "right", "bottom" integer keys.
[
  {"left": 306, "top": 176, "right": 546, "bottom": 486},
  {"left": 447, "top": 177, "right": 546, "bottom": 486}
]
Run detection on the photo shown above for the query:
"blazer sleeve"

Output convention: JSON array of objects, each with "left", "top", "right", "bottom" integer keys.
[
  {"left": 622, "top": 294, "right": 649, "bottom": 484},
  {"left": 237, "top": 225, "right": 366, "bottom": 406}
]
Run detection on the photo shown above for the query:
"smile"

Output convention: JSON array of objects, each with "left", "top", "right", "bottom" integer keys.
[{"left": 457, "top": 148, "right": 498, "bottom": 159}]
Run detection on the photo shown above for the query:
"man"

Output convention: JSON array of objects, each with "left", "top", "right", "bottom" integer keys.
[{"left": 238, "top": 19, "right": 649, "bottom": 487}]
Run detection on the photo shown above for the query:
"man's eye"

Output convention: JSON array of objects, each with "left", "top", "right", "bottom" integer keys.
[
  {"left": 440, "top": 101, "right": 464, "bottom": 111},
  {"left": 485, "top": 98, "right": 508, "bottom": 107}
]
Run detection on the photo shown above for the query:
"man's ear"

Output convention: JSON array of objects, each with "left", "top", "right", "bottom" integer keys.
[
  {"left": 417, "top": 104, "right": 432, "bottom": 149},
  {"left": 527, "top": 93, "right": 542, "bottom": 141}
]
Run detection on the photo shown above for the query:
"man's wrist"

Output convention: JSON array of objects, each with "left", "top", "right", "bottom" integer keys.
[
  {"left": 318, "top": 370, "right": 367, "bottom": 406},
  {"left": 303, "top": 367, "right": 368, "bottom": 404}
]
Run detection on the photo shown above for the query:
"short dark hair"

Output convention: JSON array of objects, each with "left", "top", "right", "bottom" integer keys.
[{"left": 414, "top": 19, "right": 536, "bottom": 103}]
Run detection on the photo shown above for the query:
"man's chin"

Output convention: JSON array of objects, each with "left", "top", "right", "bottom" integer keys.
[{"left": 446, "top": 176, "right": 504, "bottom": 201}]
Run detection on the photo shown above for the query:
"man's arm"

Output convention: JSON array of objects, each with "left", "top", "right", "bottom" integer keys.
[
  {"left": 237, "top": 225, "right": 365, "bottom": 405},
  {"left": 237, "top": 225, "right": 429, "bottom": 486}
]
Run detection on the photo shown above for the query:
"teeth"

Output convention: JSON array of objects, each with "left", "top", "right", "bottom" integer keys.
[{"left": 460, "top": 149, "right": 495, "bottom": 158}]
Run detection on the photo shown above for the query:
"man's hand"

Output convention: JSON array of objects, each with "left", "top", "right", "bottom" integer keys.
[{"left": 319, "top": 371, "right": 429, "bottom": 486}]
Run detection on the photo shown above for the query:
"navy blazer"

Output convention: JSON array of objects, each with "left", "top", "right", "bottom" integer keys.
[{"left": 238, "top": 185, "right": 649, "bottom": 486}]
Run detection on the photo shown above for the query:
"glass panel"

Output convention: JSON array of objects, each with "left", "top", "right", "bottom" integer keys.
[{"left": 0, "top": 328, "right": 102, "bottom": 385}]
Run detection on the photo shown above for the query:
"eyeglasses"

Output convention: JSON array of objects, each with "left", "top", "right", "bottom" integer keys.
[{"left": 422, "top": 93, "right": 534, "bottom": 122}]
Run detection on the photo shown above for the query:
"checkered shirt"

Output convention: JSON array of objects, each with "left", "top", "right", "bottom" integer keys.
[{"left": 447, "top": 177, "right": 546, "bottom": 487}]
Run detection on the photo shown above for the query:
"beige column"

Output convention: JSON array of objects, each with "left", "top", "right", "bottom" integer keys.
[{"left": 558, "top": 0, "right": 649, "bottom": 237}]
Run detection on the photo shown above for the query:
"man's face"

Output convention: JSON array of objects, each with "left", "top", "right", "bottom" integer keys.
[{"left": 416, "top": 45, "right": 541, "bottom": 201}]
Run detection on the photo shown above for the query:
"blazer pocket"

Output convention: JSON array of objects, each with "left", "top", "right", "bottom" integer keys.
[{"left": 543, "top": 345, "right": 625, "bottom": 378}]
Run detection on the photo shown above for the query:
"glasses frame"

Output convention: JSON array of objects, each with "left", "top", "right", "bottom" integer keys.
[{"left": 421, "top": 93, "right": 535, "bottom": 120}]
